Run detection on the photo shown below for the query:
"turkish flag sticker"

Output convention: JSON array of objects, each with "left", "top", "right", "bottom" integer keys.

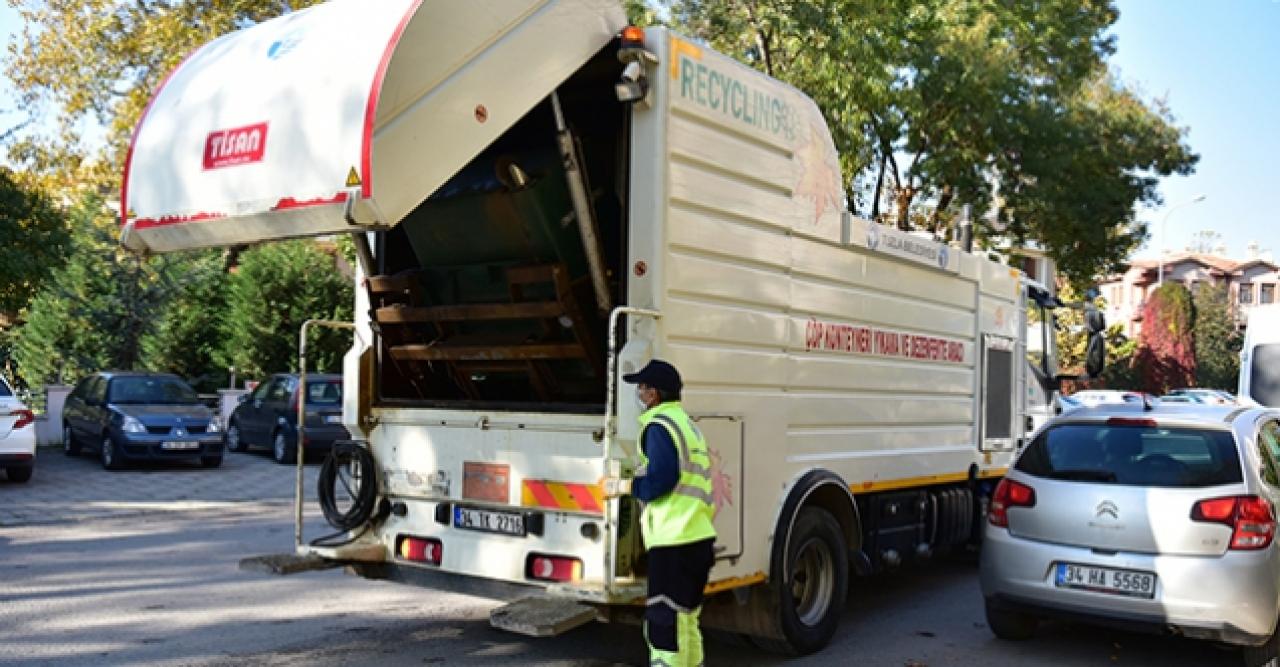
[{"left": 203, "top": 122, "right": 269, "bottom": 169}]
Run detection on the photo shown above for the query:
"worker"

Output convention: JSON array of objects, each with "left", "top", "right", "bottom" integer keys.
[{"left": 603, "top": 359, "right": 717, "bottom": 667}]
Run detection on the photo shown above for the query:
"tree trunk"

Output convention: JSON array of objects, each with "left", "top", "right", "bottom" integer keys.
[
  {"left": 894, "top": 187, "right": 914, "bottom": 231},
  {"left": 928, "top": 185, "right": 954, "bottom": 236},
  {"left": 870, "top": 153, "right": 887, "bottom": 221}
]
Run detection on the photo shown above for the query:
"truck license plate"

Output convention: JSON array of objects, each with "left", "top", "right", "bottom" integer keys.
[
  {"left": 1055, "top": 563, "right": 1155, "bottom": 598},
  {"left": 453, "top": 507, "right": 525, "bottom": 537},
  {"left": 161, "top": 441, "right": 199, "bottom": 450}
]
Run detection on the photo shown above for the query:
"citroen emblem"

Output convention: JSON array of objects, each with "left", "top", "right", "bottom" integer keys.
[{"left": 1096, "top": 500, "right": 1119, "bottom": 519}]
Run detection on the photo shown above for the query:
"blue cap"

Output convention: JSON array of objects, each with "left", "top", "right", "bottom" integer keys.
[{"left": 622, "top": 359, "right": 682, "bottom": 393}]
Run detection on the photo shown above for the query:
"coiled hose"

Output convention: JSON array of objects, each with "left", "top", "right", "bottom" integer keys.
[{"left": 312, "top": 441, "right": 379, "bottom": 547}]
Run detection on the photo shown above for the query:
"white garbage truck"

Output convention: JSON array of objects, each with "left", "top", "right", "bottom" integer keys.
[{"left": 121, "top": 0, "right": 1063, "bottom": 654}]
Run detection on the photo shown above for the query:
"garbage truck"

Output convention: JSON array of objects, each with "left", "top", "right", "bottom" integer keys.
[{"left": 121, "top": 0, "right": 1064, "bottom": 654}]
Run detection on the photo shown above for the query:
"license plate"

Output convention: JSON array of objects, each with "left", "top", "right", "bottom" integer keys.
[
  {"left": 161, "top": 441, "right": 199, "bottom": 450},
  {"left": 1055, "top": 562, "right": 1156, "bottom": 598},
  {"left": 324, "top": 415, "right": 342, "bottom": 424},
  {"left": 453, "top": 507, "right": 525, "bottom": 537}
]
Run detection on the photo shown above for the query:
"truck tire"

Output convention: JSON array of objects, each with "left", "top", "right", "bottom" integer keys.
[{"left": 754, "top": 507, "right": 848, "bottom": 655}]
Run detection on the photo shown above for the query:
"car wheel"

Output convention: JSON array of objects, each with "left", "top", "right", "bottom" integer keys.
[
  {"left": 101, "top": 434, "right": 124, "bottom": 471},
  {"left": 985, "top": 598, "right": 1038, "bottom": 640},
  {"left": 6, "top": 466, "right": 32, "bottom": 483},
  {"left": 272, "top": 430, "right": 296, "bottom": 464},
  {"left": 63, "top": 423, "right": 80, "bottom": 456},
  {"left": 225, "top": 421, "right": 245, "bottom": 452},
  {"left": 200, "top": 455, "right": 223, "bottom": 468},
  {"left": 1242, "top": 619, "right": 1280, "bottom": 667},
  {"left": 753, "top": 507, "right": 848, "bottom": 655}
]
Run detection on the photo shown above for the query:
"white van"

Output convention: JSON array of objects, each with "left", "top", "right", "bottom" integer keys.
[{"left": 1240, "top": 305, "right": 1280, "bottom": 407}]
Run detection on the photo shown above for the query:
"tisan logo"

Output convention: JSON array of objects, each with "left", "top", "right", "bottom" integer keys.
[{"left": 204, "top": 122, "right": 269, "bottom": 170}]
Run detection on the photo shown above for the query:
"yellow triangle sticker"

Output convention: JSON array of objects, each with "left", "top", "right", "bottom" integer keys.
[{"left": 345, "top": 167, "right": 361, "bottom": 187}]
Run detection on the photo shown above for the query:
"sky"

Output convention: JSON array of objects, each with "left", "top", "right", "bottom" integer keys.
[{"left": 0, "top": 1, "right": 1275, "bottom": 263}]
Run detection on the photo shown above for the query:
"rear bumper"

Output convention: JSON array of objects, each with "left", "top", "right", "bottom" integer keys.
[
  {"left": 0, "top": 426, "right": 37, "bottom": 458},
  {"left": 980, "top": 524, "right": 1280, "bottom": 645}
]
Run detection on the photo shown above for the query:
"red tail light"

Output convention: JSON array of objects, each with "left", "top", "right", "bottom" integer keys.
[
  {"left": 526, "top": 554, "right": 583, "bottom": 583},
  {"left": 1107, "top": 417, "right": 1158, "bottom": 427},
  {"left": 988, "top": 478, "right": 1036, "bottom": 528},
  {"left": 396, "top": 535, "right": 442, "bottom": 565},
  {"left": 9, "top": 409, "right": 34, "bottom": 430},
  {"left": 1191, "top": 496, "right": 1276, "bottom": 550}
]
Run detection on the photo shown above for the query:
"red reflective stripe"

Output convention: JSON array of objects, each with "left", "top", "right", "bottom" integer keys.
[
  {"left": 564, "top": 483, "right": 601, "bottom": 513},
  {"left": 362, "top": 0, "right": 424, "bottom": 200},
  {"left": 132, "top": 211, "right": 228, "bottom": 230},
  {"left": 524, "top": 480, "right": 560, "bottom": 509},
  {"left": 272, "top": 192, "right": 349, "bottom": 211}
]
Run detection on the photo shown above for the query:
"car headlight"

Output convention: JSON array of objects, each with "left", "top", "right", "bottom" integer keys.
[
  {"left": 207, "top": 419, "right": 221, "bottom": 433},
  {"left": 121, "top": 416, "right": 146, "bottom": 434}
]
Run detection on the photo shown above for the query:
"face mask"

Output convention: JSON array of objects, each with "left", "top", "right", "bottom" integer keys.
[{"left": 635, "top": 388, "right": 648, "bottom": 410}]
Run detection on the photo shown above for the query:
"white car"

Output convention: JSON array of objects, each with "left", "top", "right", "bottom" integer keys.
[
  {"left": 1068, "top": 390, "right": 1144, "bottom": 406},
  {"left": 0, "top": 375, "right": 36, "bottom": 483}
]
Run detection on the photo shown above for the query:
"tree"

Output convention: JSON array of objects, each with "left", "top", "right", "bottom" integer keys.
[
  {"left": 1192, "top": 283, "right": 1241, "bottom": 390},
  {"left": 655, "top": 0, "right": 1198, "bottom": 285},
  {"left": 1133, "top": 283, "right": 1195, "bottom": 394},
  {"left": 1046, "top": 283, "right": 1138, "bottom": 389},
  {"left": 140, "top": 250, "right": 230, "bottom": 392},
  {"left": 217, "top": 240, "right": 353, "bottom": 380},
  {"left": 4, "top": 0, "right": 324, "bottom": 194},
  {"left": 0, "top": 166, "right": 69, "bottom": 320},
  {"left": 1186, "top": 230, "right": 1223, "bottom": 254}
]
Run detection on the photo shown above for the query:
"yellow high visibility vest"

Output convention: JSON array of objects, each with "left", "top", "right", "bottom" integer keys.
[{"left": 636, "top": 402, "right": 717, "bottom": 548}]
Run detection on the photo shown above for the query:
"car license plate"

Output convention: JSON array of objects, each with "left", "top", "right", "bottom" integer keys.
[
  {"left": 161, "top": 441, "right": 199, "bottom": 450},
  {"left": 453, "top": 507, "right": 525, "bottom": 537},
  {"left": 324, "top": 415, "right": 342, "bottom": 424},
  {"left": 1055, "top": 562, "right": 1156, "bottom": 598}
]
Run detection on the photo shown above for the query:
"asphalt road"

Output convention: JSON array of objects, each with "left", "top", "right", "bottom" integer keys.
[{"left": 0, "top": 449, "right": 1247, "bottom": 666}]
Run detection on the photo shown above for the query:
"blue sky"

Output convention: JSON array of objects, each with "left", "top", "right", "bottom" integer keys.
[{"left": 0, "top": 1, "right": 1274, "bottom": 262}]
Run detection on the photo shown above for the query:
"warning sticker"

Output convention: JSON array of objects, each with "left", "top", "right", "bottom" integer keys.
[{"left": 345, "top": 167, "right": 361, "bottom": 187}]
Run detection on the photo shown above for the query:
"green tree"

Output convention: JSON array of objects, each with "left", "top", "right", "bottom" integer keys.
[
  {"left": 1191, "top": 283, "right": 1240, "bottom": 390},
  {"left": 217, "top": 240, "right": 353, "bottom": 379},
  {"left": 0, "top": 166, "right": 69, "bottom": 320},
  {"left": 1046, "top": 283, "right": 1138, "bottom": 388},
  {"left": 140, "top": 250, "right": 229, "bottom": 392},
  {"left": 656, "top": 0, "right": 1198, "bottom": 285},
  {"left": 1134, "top": 282, "right": 1195, "bottom": 394},
  {"left": 4, "top": 0, "right": 324, "bottom": 193}
]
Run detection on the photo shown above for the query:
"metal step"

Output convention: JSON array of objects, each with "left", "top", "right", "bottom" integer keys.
[{"left": 489, "top": 596, "right": 599, "bottom": 637}]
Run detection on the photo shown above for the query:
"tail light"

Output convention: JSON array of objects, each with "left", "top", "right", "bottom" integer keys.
[
  {"left": 9, "top": 409, "right": 34, "bottom": 430},
  {"left": 988, "top": 478, "right": 1036, "bottom": 528},
  {"left": 1107, "top": 417, "right": 1158, "bottom": 427},
  {"left": 526, "top": 554, "right": 583, "bottom": 583},
  {"left": 396, "top": 535, "right": 442, "bottom": 565},
  {"left": 1191, "top": 496, "right": 1276, "bottom": 550}
]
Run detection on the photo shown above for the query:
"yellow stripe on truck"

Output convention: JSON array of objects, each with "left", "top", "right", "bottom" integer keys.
[{"left": 851, "top": 468, "right": 1007, "bottom": 494}]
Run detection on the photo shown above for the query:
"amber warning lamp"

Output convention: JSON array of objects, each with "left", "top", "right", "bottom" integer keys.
[{"left": 616, "top": 26, "right": 654, "bottom": 103}]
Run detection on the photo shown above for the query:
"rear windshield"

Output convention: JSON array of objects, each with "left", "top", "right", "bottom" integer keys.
[
  {"left": 1251, "top": 344, "right": 1280, "bottom": 407},
  {"left": 1016, "top": 423, "right": 1242, "bottom": 488},
  {"left": 307, "top": 381, "right": 342, "bottom": 405},
  {"left": 108, "top": 377, "right": 200, "bottom": 405}
]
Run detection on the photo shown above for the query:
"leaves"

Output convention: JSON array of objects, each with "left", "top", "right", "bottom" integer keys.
[
  {"left": 1191, "top": 283, "right": 1241, "bottom": 391},
  {"left": 1134, "top": 283, "right": 1196, "bottom": 394},
  {"left": 0, "top": 166, "right": 69, "bottom": 318}
]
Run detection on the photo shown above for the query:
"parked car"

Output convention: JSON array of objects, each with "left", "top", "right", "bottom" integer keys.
[
  {"left": 62, "top": 372, "right": 224, "bottom": 470},
  {"left": 0, "top": 375, "right": 36, "bottom": 483},
  {"left": 1168, "top": 388, "right": 1236, "bottom": 405},
  {"left": 1067, "top": 390, "right": 1144, "bottom": 406},
  {"left": 981, "top": 402, "right": 1280, "bottom": 666},
  {"left": 1158, "top": 394, "right": 1198, "bottom": 404},
  {"left": 224, "top": 374, "right": 348, "bottom": 464}
]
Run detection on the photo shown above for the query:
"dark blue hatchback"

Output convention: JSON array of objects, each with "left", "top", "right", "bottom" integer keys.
[
  {"left": 224, "top": 373, "right": 348, "bottom": 464},
  {"left": 62, "top": 372, "right": 224, "bottom": 470}
]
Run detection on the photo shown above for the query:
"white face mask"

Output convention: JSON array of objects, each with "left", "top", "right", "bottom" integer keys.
[{"left": 635, "top": 388, "right": 648, "bottom": 410}]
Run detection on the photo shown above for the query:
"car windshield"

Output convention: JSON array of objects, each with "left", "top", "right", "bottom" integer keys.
[
  {"left": 108, "top": 377, "right": 200, "bottom": 405},
  {"left": 307, "top": 381, "right": 342, "bottom": 405},
  {"left": 1016, "top": 423, "right": 1242, "bottom": 488}
]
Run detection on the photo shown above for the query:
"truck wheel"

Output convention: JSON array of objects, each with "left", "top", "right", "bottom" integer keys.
[
  {"left": 272, "top": 430, "right": 296, "bottom": 464},
  {"left": 984, "top": 598, "right": 1037, "bottom": 640},
  {"left": 7, "top": 466, "right": 32, "bottom": 483},
  {"left": 63, "top": 424, "right": 80, "bottom": 456},
  {"left": 101, "top": 434, "right": 124, "bottom": 471},
  {"left": 755, "top": 507, "right": 848, "bottom": 655}
]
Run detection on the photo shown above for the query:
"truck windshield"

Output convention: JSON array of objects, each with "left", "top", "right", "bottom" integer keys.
[
  {"left": 1016, "top": 423, "right": 1242, "bottom": 488},
  {"left": 1251, "top": 344, "right": 1280, "bottom": 407}
]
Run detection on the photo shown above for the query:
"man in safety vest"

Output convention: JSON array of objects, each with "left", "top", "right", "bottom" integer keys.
[{"left": 603, "top": 359, "right": 717, "bottom": 667}]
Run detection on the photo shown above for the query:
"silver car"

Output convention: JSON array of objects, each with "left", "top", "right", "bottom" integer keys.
[{"left": 981, "top": 402, "right": 1280, "bottom": 666}]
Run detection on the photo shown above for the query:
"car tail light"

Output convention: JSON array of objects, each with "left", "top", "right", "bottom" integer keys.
[
  {"left": 1191, "top": 496, "right": 1276, "bottom": 550},
  {"left": 526, "top": 554, "right": 583, "bottom": 583},
  {"left": 9, "top": 409, "right": 34, "bottom": 430},
  {"left": 396, "top": 535, "right": 442, "bottom": 565},
  {"left": 988, "top": 478, "right": 1036, "bottom": 528}
]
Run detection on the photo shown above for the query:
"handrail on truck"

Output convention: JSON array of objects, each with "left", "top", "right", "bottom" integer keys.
[
  {"left": 602, "top": 306, "right": 661, "bottom": 595},
  {"left": 295, "top": 319, "right": 360, "bottom": 553}
]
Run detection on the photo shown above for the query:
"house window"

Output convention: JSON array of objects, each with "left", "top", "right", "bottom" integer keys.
[
  {"left": 1263, "top": 284, "right": 1275, "bottom": 305},
  {"left": 1241, "top": 283, "right": 1254, "bottom": 304}
]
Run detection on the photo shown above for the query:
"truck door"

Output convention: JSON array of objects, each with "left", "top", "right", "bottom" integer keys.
[{"left": 691, "top": 415, "right": 744, "bottom": 559}]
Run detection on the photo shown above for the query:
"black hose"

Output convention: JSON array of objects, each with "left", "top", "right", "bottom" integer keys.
[{"left": 312, "top": 441, "right": 379, "bottom": 547}]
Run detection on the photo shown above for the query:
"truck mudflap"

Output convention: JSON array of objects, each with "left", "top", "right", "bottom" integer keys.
[{"left": 120, "top": 0, "right": 626, "bottom": 254}]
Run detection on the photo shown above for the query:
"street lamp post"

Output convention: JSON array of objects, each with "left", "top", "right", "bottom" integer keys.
[{"left": 1157, "top": 193, "right": 1208, "bottom": 286}]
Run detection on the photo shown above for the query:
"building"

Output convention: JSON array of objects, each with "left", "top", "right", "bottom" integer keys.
[{"left": 1099, "top": 250, "right": 1279, "bottom": 338}]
